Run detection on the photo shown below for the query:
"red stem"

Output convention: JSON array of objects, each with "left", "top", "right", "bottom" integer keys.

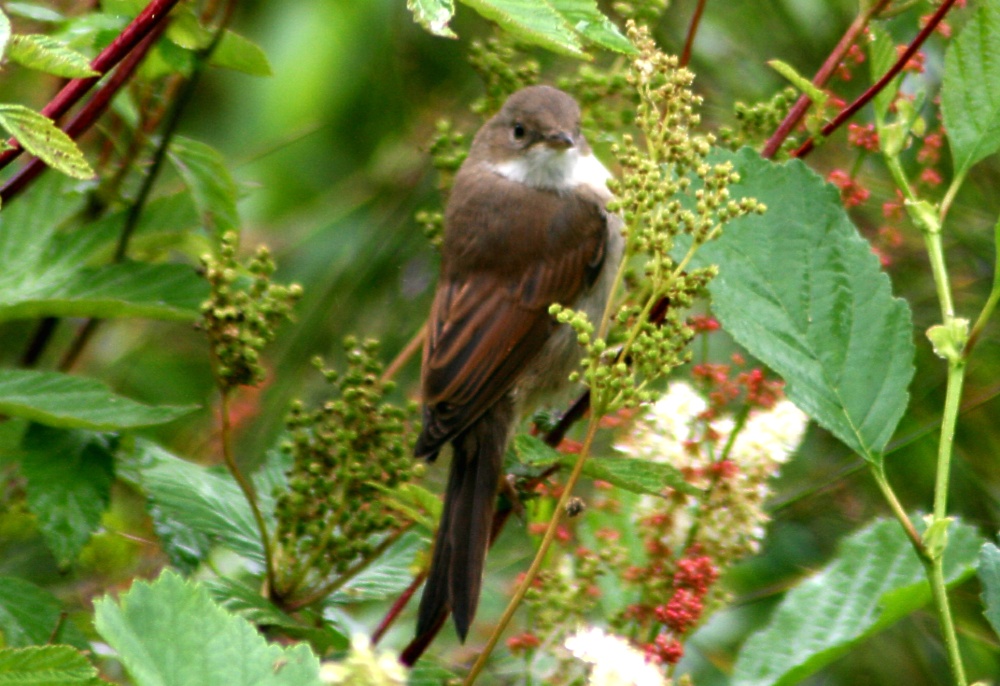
[
  {"left": 0, "top": 22, "right": 167, "bottom": 203},
  {"left": 0, "top": 0, "right": 182, "bottom": 172},
  {"left": 680, "top": 0, "right": 708, "bottom": 68},
  {"left": 761, "top": 0, "right": 892, "bottom": 159},
  {"left": 792, "top": 0, "right": 959, "bottom": 159}
]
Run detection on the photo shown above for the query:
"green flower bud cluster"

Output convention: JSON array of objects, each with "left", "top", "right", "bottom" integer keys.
[
  {"left": 468, "top": 36, "right": 540, "bottom": 116},
  {"left": 554, "top": 23, "right": 764, "bottom": 416},
  {"left": 559, "top": 66, "right": 639, "bottom": 138},
  {"left": 718, "top": 87, "right": 798, "bottom": 151},
  {"left": 199, "top": 231, "right": 302, "bottom": 391},
  {"left": 428, "top": 118, "right": 467, "bottom": 192},
  {"left": 273, "top": 338, "right": 417, "bottom": 598},
  {"left": 523, "top": 549, "right": 609, "bottom": 637}
]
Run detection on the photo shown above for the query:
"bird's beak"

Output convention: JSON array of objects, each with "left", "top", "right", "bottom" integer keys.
[{"left": 544, "top": 131, "right": 575, "bottom": 150}]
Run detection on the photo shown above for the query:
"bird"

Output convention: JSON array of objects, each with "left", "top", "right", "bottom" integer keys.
[{"left": 414, "top": 85, "right": 623, "bottom": 642}]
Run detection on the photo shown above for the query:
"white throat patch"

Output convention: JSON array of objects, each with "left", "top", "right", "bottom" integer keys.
[{"left": 492, "top": 147, "right": 613, "bottom": 199}]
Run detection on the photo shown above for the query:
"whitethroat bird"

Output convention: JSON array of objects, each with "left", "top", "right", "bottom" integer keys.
[{"left": 414, "top": 85, "right": 623, "bottom": 641}]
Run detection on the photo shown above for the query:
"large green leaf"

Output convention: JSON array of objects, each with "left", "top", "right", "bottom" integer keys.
[
  {"left": 0, "top": 104, "right": 93, "bottom": 179},
  {"left": 732, "top": 517, "right": 982, "bottom": 686},
  {"left": 941, "top": 0, "right": 1000, "bottom": 177},
  {"left": 327, "top": 531, "right": 423, "bottom": 603},
  {"left": 979, "top": 542, "right": 1000, "bottom": 639},
  {"left": 7, "top": 34, "right": 97, "bottom": 78},
  {"left": 130, "top": 441, "right": 267, "bottom": 563},
  {"left": 459, "top": 0, "right": 584, "bottom": 58},
  {"left": 94, "top": 571, "right": 322, "bottom": 686},
  {"left": 0, "top": 174, "right": 207, "bottom": 322},
  {"left": 0, "top": 370, "right": 196, "bottom": 430},
  {"left": 20, "top": 425, "right": 114, "bottom": 565},
  {"left": 167, "top": 136, "right": 240, "bottom": 234},
  {"left": 694, "top": 150, "right": 915, "bottom": 463},
  {"left": 0, "top": 646, "right": 103, "bottom": 686}
]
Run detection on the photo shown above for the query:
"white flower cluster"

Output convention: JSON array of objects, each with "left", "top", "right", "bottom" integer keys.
[
  {"left": 319, "top": 634, "right": 407, "bottom": 686},
  {"left": 564, "top": 626, "right": 667, "bottom": 686},
  {"left": 618, "top": 381, "right": 809, "bottom": 557}
]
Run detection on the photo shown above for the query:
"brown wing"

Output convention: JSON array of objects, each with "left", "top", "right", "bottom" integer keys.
[{"left": 415, "top": 190, "right": 608, "bottom": 458}]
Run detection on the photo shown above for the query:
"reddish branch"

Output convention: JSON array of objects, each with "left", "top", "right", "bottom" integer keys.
[
  {"left": 0, "top": 0, "right": 182, "bottom": 174},
  {"left": 761, "top": 0, "right": 893, "bottom": 159},
  {"left": 792, "top": 0, "right": 960, "bottom": 159},
  {"left": 679, "top": 0, "right": 708, "bottom": 68},
  {"left": 0, "top": 23, "right": 167, "bottom": 203}
]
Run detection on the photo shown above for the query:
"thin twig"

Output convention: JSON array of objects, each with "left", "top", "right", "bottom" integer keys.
[
  {"left": 679, "top": 0, "right": 708, "bottom": 68},
  {"left": 381, "top": 324, "right": 426, "bottom": 384}
]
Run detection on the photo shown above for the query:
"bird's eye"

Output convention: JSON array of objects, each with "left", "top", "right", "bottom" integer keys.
[{"left": 512, "top": 123, "right": 526, "bottom": 140}]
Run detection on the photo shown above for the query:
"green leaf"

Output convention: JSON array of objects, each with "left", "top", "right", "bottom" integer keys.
[
  {"left": 459, "top": 0, "right": 585, "bottom": 58},
  {"left": 867, "top": 22, "right": 900, "bottom": 126},
  {"left": 694, "top": 150, "right": 915, "bottom": 463},
  {"left": 407, "top": 0, "right": 457, "bottom": 38},
  {"left": 0, "top": 370, "right": 197, "bottom": 430},
  {"left": 575, "top": 455, "right": 700, "bottom": 496},
  {"left": 210, "top": 30, "right": 273, "bottom": 76},
  {"left": 0, "top": 577, "right": 72, "bottom": 647},
  {"left": 131, "top": 441, "right": 267, "bottom": 563},
  {"left": 409, "top": 662, "right": 460, "bottom": 685},
  {"left": 206, "top": 578, "right": 348, "bottom": 653},
  {"left": 0, "top": 173, "right": 207, "bottom": 323},
  {"left": 979, "top": 542, "right": 1000, "bottom": 638},
  {"left": 941, "top": 0, "right": 1000, "bottom": 177},
  {"left": 21, "top": 425, "right": 115, "bottom": 565},
  {"left": 0, "top": 104, "right": 94, "bottom": 179},
  {"left": 0, "top": 645, "right": 102, "bottom": 686},
  {"left": 4, "top": 3, "right": 65, "bottom": 23},
  {"left": 94, "top": 570, "right": 322, "bottom": 686},
  {"left": 328, "top": 532, "right": 423, "bottom": 603},
  {"left": 549, "top": 0, "right": 634, "bottom": 54},
  {"left": 167, "top": 136, "right": 240, "bottom": 233},
  {"left": 7, "top": 34, "right": 98, "bottom": 78},
  {"left": 767, "top": 59, "right": 828, "bottom": 108},
  {"left": 0, "top": 10, "right": 10, "bottom": 60},
  {"left": 165, "top": 8, "right": 212, "bottom": 50},
  {"left": 732, "top": 517, "right": 981, "bottom": 686}
]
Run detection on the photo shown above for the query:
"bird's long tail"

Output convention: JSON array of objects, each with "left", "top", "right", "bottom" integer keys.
[{"left": 415, "top": 400, "right": 511, "bottom": 642}]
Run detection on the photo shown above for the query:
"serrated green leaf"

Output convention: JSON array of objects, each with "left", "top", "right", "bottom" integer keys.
[
  {"left": 94, "top": 570, "right": 322, "bottom": 686},
  {"left": 512, "top": 433, "right": 561, "bottom": 466},
  {"left": 941, "top": 1, "right": 1000, "bottom": 177},
  {"left": 867, "top": 22, "right": 900, "bottom": 127},
  {"left": 21, "top": 425, "right": 115, "bottom": 566},
  {"left": 409, "top": 661, "right": 460, "bottom": 685},
  {"left": 459, "top": 0, "right": 585, "bottom": 58},
  {"left": 979, "top": 542, "right": 1000, "bottom": 639},
  {"left": 207, "top": 578, "right": 348, "bottom": 653},
  {"left": 0, "top": 370, "right": 197, "bottom": 430},
  {"left": 0, "top": 645, "right": 102, "bottom": 686},
  {"left": 0, "top": 173, "right": 206, "bottom": 323},
  {"left": 693, "top": 150, "right": 915, "bottom": 463},
  {"left": 167, "top": 136, "right": 240, "bottom": 234},
  {"left": 0, "top": 577, "right": 70, "bottom": 647},
  {"left": 0, "top": 10, "right": 11, "bottom": 60},
  {"left": 210, "top": 30, "right": 273, "bottom": 76},
  {"left": 732, "top": 517, "right": 981, "bottom": 686},
  {"left": 132, "top": 440, "right": 267, "bottom": 563},
  {"left": 573, "top": 455, "right": 701, "bottom": 496},
  {"left": 407, "top": 0, "right": 456, "bottom": 38},
  {"left": 8, "top": 34, "right": 97, "bottom": 78},
  {"left": 0, "top": 104, "right": 93, "bottom": 179},
  {"left": 549, "top": 0, "right": 634, "bottom": 54}
]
